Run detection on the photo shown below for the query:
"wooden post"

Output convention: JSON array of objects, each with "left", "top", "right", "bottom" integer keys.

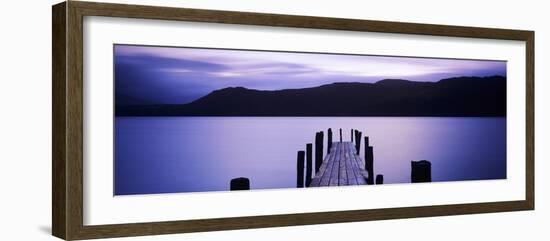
[
  {"left": 317, "top": 131, "right": 324, "bottom": 173},
  {"left": 355, "top": 131, "right": 362, "bottom": 155},
  {"left": 375, "top": 175, "right": 384, "bottom": 184},
  {"left": 297, "top": 151, "right": 305, "bottom": 188},
  {"left": 315, "top": 132, "right": 323, "bottom": 174},
  {"left": 230, "top": 177, "right": 250, "bottom": 191},
  {"left": 365, "top": 145, "right": 374, "bottom": 185},
  {"left": 327, "top": 128, "right": 333, "bottom": 154},
  {"left": 306, "top": 143, "right": 313, "bottom": 187},
  {"left": 355, "top": 130, "right": 360, "bottom": 144},
  {"left": 351, "top": 129, "right": 354, "bottom": 142},
  {"left": 365, "top": 136, "right": 369, "bottom": 147},
  {"left": 411, "top": 160, "right": 432, "bottom": 183},
  {"left": 339, "top": 128, "right": 342, "bottom": 142},
  {"left": 314, "top": 132, "right": 321, "bottom": 175}
]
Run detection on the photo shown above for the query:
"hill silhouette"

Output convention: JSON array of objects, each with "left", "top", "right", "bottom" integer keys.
[{"left": 116, "top": 76, "right": 506, "bottom": 117}]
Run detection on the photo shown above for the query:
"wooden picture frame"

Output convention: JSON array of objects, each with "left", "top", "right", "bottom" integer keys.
[{"left": 52, "top": 1, "right": 534, "bottom": 240}]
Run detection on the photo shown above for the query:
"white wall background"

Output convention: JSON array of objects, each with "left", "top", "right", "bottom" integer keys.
[{"left": 0, "top": 0, "right": 547, "bottom": 240}]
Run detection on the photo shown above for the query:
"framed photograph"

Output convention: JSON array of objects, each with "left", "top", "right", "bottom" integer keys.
[{"left": 52, "top": 1, "right": 534, "bottom": 240}]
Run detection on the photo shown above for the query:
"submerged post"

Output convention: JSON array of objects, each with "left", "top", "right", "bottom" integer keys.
[
  {"left": 297, "top": 151, "right": 305, "bottom": 188},
  {"left": 230, "top": 177, "right": 250, "bottom": 191},
  {"left": 306, "top": 143, "right": 313, "bottom": 187},
  {"left": 365, "top": 145, "right": 374, "bottom": 185},
  {"left": 375, "top": 175, "right": 384, "bottom": 185},
  {"left": 339, "top": 128, "right": 342, "bottom": 142},
  {"left": 355, "top": 130, "right": 359, "bottom": 144},
  {"left": 314, "top": 132, "right": 324, "bottom": 174},
  {"left": 355, "top": 131, "right": 362, "bottom": 155},
  {"left": 411, "top": 160, "right": 432, "bottom": 183},
  {"left": 318, "top": 131, "right": 324, "bottom": 173},
  {"left": 327, "top": 128, "right": 333, "bottom": 154}
]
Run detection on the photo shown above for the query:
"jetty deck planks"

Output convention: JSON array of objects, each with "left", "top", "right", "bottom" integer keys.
[{"left": 309, "top": 142, "right": 369, "bottom": 187}]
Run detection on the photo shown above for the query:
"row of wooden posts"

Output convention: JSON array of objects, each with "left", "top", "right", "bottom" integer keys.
[
  {"left": 298, "top": 128, "right": 431, "bottom": 187},
  {"left": 297, "top": 128, "right": 378, "bottom": 188},
  {"left": 229, "top": 128, "right": 432, "bottom": 191}
]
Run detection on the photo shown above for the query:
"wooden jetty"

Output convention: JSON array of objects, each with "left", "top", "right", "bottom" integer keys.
[
  {"left": 230, "top": 128, "right": 432, "bottom": 191},
  {"left": 309, "top": 142, "right": 370, "bottom": 187}
]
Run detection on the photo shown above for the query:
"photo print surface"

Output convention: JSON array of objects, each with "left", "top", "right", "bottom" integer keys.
[{"left": 114, "top": 44, "right": 506, "bottom": 195}]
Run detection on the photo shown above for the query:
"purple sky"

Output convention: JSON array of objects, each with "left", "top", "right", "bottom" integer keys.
[{"left": 115, "top": 44, "right": 506, "bottom": 105}]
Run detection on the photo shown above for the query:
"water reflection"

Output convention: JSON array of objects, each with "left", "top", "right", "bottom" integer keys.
[{"left": 114, "top": 117, "right": 506, "bottom": 195}]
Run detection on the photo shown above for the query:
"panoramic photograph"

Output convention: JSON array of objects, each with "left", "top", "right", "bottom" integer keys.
[{"left": 114, "top": 44, "right": 507, "bottom": 195}]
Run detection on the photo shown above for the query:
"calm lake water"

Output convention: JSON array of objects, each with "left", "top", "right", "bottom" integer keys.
[{"left": 114, "top": 117, "right": 506, "bottom": 195}]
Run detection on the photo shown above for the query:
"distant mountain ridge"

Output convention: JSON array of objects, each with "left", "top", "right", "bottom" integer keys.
[{"left": 116, "top": 76, "right": 506, "bottom": 117}]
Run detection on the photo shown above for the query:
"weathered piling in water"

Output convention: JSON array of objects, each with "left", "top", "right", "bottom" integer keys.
[
  {"left": 297, "top": 151, "right": 305, "bottom": 188},
  {"left": 339, "top": 128, "right": 342, "bottom": 142},
  {"left": 354, "top": 130, "right": 362, "bottom": 155},
  {"left": 351, "top": 129, "right": 354, "bottom": 142},
  {"left": 230, "top": 177, "right": 250, "bottom": 191},
  {"left": 354, "top": 130, "right": 358, "bottom": 152},
  {"left": 314, "top": 132, "right": 324, "bottom": 174},
  {"left": 306, "top": 143, "right": 313, "bottom": 187},
  {"left": 314, "top": 132, "right": 320, "bottom": 164},
  {"left": 364, "top": 144, "right": 374, "bottom": 185},
  {"left": 376, "top": 175, "right": 384, "bottom": 184},
  {"left": 411, "top": 160, "right": 432, "bottom": 183},
  {"left": 327, "top": 128, "right": 333, "bottom": 154}
]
